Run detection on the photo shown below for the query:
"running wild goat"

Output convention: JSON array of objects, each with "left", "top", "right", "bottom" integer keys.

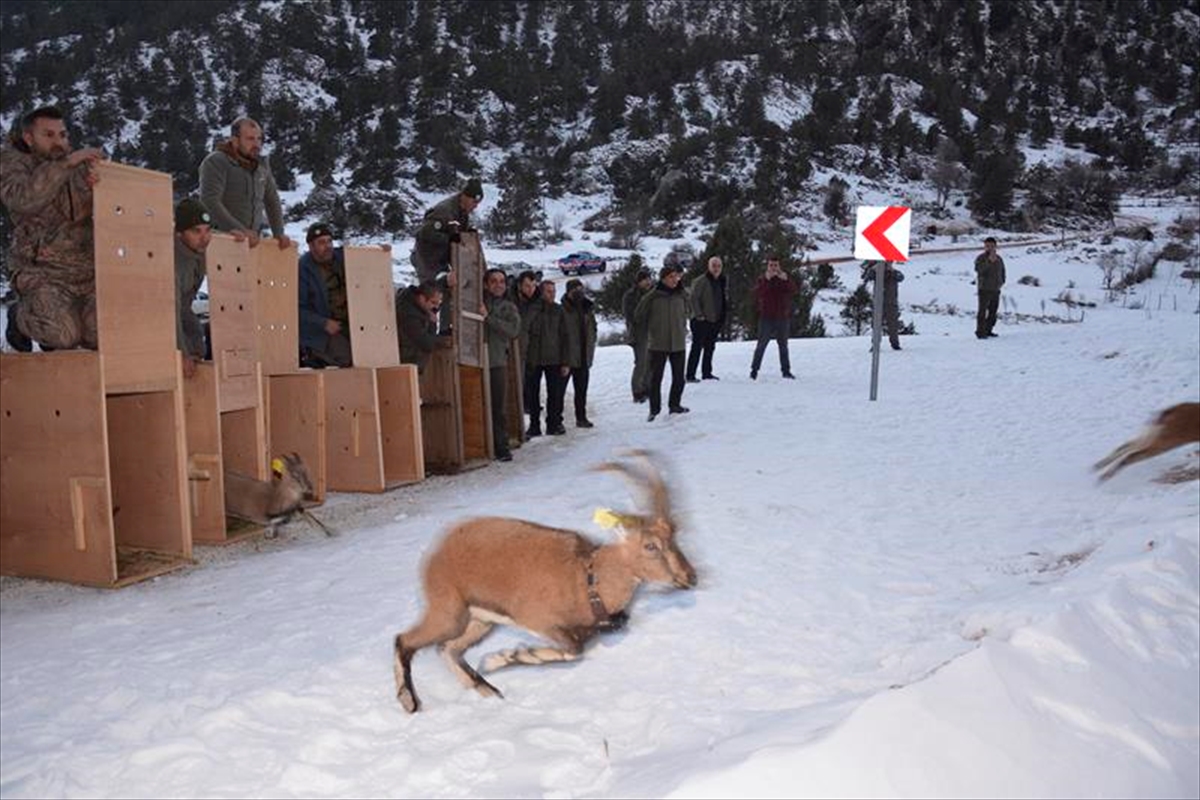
[{"left": 393, "top": 450, "right": 696, "bottom": 713}]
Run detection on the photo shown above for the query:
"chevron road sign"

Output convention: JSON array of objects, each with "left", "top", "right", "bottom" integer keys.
[{"left": 853, "top": 205, "right": 912, "bottom": 262}]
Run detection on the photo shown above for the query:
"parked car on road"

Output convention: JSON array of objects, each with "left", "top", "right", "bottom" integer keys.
[
  {"left": 556, "top": 251, "right": 607, "bottom": 276},
  {"left": 663, "top": 243, "right": 697, "bottom": 271}
]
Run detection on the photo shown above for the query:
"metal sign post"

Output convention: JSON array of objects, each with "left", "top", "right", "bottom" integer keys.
[{"left": 868, "top": 261, "right": 888, "bottom": 401}]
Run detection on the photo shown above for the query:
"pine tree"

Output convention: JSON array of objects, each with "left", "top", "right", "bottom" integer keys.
[{"left": 487, "top": 156, "right": 545, "bottom": 245}]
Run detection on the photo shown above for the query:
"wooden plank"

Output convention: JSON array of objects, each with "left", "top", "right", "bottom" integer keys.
[
  {"left": 268, "top": 372, "right": 328, "bottom": 502},
  {"left": 345, "top": 246, "right": 400, "bottom": 368},
  {"left": 0, "top": 352, "right": 117, "bottom": 585},
  {"left": 419, "top": 346, "right": 463, "bottom": 473},
  {"left": 505, "top": 339, "right": 525, "bottom": 449},
  {"left": 460, "top": 364, "right": 492, "bottom": 462},
  {"left": 254, "top": 242, "right": 301, "bottom": 376},
  {"left": 105, "top": 386, "right": 192, "bottom": 559},
  {"left": 378, "top": 364, "right": 424, "bottom": 486},
  {"left": 325, "top": 368, "right": 385, "bottom": 492},
  {"left": 182, "top": 362, "right": 227, "bottom": 543},
  {"left": 451, "top": 233, "right": 486, "bottom": 368},
  {"left": 206, "top": 234, "right": 259, "bottom": 411},
  {"left": 93, "top": 161, "right": 177, "bottom": 394},
  {"left": 221, "top": 403, "right": 268, "bottom": 480}
]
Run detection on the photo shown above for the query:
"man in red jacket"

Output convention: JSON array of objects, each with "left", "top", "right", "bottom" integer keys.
[{"left": 749, "top": 255, "right": 797, "bottom": 380}]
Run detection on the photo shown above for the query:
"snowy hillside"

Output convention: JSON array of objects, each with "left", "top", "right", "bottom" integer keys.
[{"left": 1, "top": 227, "right": 1197, "bottom": 797}]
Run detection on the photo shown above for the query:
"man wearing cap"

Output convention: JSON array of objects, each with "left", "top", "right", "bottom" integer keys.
[
  {"left": 298, "top": 222, "right": 352, "bottom": 367},
  {"left": 561, "top": 277, "right": 597, "bottom": 428},
  {"left": 1, "top": 105, "right": 105, "bottom": 350},
  {"left": 173, "top": 197, "right": 218, "bottom": 378},
  {"left": 622, "top": 267, "right": 654, "bottom": 403},
  {"left": 198, "top": 117, "right": 292, "bottom": 251},
  {"left": 635, "top": 264, "right": 692, "bottom": 421},
  {"left": 411, "top": 178, "right": 484, "bottom": 333}
]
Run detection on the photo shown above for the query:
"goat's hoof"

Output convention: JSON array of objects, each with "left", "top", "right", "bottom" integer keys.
[
  {"left": 398, "top": 688, "right": 419, "bottom": 714},
  {"left": 474, "top": 678, "right": 504, "bottom": 699}
]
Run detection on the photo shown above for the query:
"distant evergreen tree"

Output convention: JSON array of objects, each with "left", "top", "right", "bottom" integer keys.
[
  {"left": 823, "top": 177, "right": 849, "bottom": 229},
  {"left": 487, "top": 156, "right": 545, "bottom": 245},
  {"left": 969, "top": 149, "right": 1020, "bottom": 224},
  {"left": 595, "top": 252, "right": 644, "bottom": 320},
  {"left": 841, "top": 283, "right": 872, "bottom": 336}
]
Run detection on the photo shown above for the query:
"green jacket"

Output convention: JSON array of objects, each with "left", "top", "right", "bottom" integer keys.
[
  {"left": 395, "top": 286, "right": 439, "bottom": 373},
  {"left": 412, "top": 193, "right": 470, "bottom": 283},
  {"left": 198, "top": 141, "right": 284, "bottom": 237},
  {"left": 974, "top": 253, "right": 1006, "bottom": 292},
  {"left": 526, "top": 298, "right": 568, "bottom": 366},
  {"left": 0, "top": 141, "right": 94, "bottom": 280},
  {"left": 688, "top": 271, "right": 727, "bottom": 323},
  {"left": 622, "top": 283, "right": 649, "bottom": 345},
  {"left": 484, "top": 293, "right": 520, "bottom": 368},
  {"left": 635, "top": 282, "right": 691, "bottom": 353},
  {"left": 174, "top": 238, "right": 207, "bottom": 358},
  {"left": 562, "top": 293, "right": 597, "bottom": 369},
  {"left": 516, "top": 291, "right": 542, "bottom": 360}
]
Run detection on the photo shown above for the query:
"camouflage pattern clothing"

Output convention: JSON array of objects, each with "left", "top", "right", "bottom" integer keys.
[
  {"left": 0, "top": 139, "right": 97, "bottom": 349},
  {"left": 411, "top": 193, "right": 471, "bottom": 284},
  {"left": 174, "top": 238, "right": 207, "bottom": 358}
]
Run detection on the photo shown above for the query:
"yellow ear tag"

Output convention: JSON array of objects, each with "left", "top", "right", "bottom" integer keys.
[
  {"left": 593, "top": 508, "right": 621, "bottom": 529},
  {"left": 271, "top": 457, "right": 285, "bottom": 476}
]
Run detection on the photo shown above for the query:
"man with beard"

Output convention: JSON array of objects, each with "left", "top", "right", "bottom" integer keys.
[
  {"left": 0, "top": 105, "right": 105, "bottom": 350},
  {"left": 173, "top": 197, "right": 223, "bottom": 378},
  {"left": 298, "top": 222, "right": 352, "bottom": 367},
  {"left": 411, "top": 178, "right": 484, "bottom": 334},
  {"left": 561, "top": 278, "right": 598, "bottom": 428},
  {"left": 199, "top": 118, "right": 292, "bottom": 250}
]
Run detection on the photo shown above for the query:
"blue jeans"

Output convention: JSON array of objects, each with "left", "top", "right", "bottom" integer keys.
[{"left": 750, "top": 318, "right": 791, "bottom": 375}]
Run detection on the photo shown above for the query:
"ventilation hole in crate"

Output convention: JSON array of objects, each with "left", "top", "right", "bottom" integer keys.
[
  {"left": 116, "top": 246, "right": 127, "bottom": 258},
  {"left": 114, "top": 205, "right": 124, "bottom": 215}
]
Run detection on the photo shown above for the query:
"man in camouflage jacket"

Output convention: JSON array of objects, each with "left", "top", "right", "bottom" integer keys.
[
  {"left": 0, "top": 106, "right": 105, "bottom": 350},
  {"left": 411, "top": 178, "right": 483, "bottom": 334}
]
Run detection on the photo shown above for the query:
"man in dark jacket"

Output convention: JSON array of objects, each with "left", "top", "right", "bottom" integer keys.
[
  {"left": 395, "top": 281, "right": 445, "bottom": 374},
  {"left": 173, "top": 198, "right": 217, "bottom": 378},
  {"left": 974, "top": 237, "right": 1006, "bottom": 339},
  {"left": 411, "top": 178, "right": 484, "bottom": 333},
  {"left": 561, "top": 278, "right": 598, "bottom": 428},
  {"left": 622, "top": 268, "right": 654, "bottom": 403},
  {"left": 526, "top": 280, "right": 569, "bottom": 436},
  {"left": 863, "top": 262, "right": 905, "bottom": 351},
  {"left": 298, "top": 222, "right": 351, "bottom": 367},
  {"left": 635, "top": 264, "right": 691, "bottom": 421},
  {"left": 514, "top": 270, "right": 545, "bottom": 436},
  {"left": 482, "top": 268, "right": 521, "bottom": 461},
  {"left": 198, "top": 118, "right": 291, "bottom": 250},
  {"left": 749, "top": 255, "right": 797, "bottom": 380},
  {"left": 685, "top": 255, "right": 727, "bottom": 382}
]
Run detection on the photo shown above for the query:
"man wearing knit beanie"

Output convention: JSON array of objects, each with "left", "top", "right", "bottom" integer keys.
[
  {"left": 410, "top": 177, "right": 486, "bottom": 334},
  {"left": 174, "top": 197, "right": 215, "bottom": 378}
]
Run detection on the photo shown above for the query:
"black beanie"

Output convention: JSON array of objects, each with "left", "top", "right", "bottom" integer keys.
[
  {"left": 174, "top": 198, "right": 211, "bottom": 232},
  {"left": 462, "top": 178, "right": 484, "bottom": 201},
  {"left": 306, "top": 222, "right": 335, "bottom": 243}
]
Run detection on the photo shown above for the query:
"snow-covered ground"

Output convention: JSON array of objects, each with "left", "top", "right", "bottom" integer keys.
[{"left": 1, "top": 224, "right": 1198, "bottom": 797}]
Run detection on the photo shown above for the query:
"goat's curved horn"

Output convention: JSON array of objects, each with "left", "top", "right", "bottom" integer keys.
[
  {"left": 620, "top": 449, "right": 671, "bottom": 519},
  {"left": 591, "top": 461, "right": 657, "bottom": 515}
]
